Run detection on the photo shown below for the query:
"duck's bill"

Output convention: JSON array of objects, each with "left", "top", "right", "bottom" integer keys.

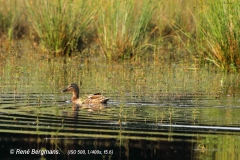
[{"left": 62, "top": 88, "right": 69, "bottom": 92}]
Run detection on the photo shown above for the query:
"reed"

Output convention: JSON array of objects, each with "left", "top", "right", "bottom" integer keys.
[
  {"left": 97, "top": 0, "right": 155, "bottom": 61},
  {"left": 155, "top": 0, "right": 196, "bottom": 37},
  {"left": 2, "top": 0, "right": 240, "bottom": 72},
  {"left": 0, "top": 0, "right": 27, "bottom": 42},
  {"left": 25, "top": 0, "right": 96, "bottom": 56},
  {"left": 153, "top": 0, "right": 196, "bottom": 63},
  {"left": 0, "top": 0, "right": 15, "bottom": 40},
  {"left": 194, "top": 0, "right": 240, "bottom": 71}
]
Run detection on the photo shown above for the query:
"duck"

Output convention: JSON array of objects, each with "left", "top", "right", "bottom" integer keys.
[{"left": 62, "top": 83, "right": 109, "bottom": 106}]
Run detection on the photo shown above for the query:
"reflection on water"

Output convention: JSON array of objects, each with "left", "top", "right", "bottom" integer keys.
[{"left": 0, "top": 50, "right": 240, "bottom": 159}]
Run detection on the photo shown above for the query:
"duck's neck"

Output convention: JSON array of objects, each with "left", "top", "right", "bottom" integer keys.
[{"left": 72, "top": 91, "right": 79, "bottom": 101}]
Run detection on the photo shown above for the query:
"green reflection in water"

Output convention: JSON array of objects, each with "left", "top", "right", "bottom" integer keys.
[{"left": 1, "top": 50, "right": 240, "bottom": 159}]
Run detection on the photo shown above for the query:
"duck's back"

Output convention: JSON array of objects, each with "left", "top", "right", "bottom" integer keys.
[{"left": 84, "top": 93, "right": 109, "bottom": 104}]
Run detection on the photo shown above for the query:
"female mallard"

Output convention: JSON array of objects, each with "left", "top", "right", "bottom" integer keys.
[{"left": 62, "top": 83, "right": 109, "bottom": 106}]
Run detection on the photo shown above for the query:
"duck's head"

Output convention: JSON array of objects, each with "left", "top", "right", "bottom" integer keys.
[{"left": 62, "top": 83, "right": 79, "bottom": 99}]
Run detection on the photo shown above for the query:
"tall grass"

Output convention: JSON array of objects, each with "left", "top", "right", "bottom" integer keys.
[
  {"left": 97, "top": 0, "right": 155, "bottom": 61},
  {"left": 0, "top": 0, "right": 16, "bottom": 40},
  {"left": 25, "top": 0, "right": 96, "bottom": 56},
  {"left": 194, "top": 0, "right": 240, "bottom": 71},
  {"left": 153, "top": 0, "right": 196, "bottom": 63},
  {"left": 155, "top": 0, "right": 196, "bottom": 37},
  {"left": 2, "top": 0, "right": 240, "bottom": 72},
  {"left": 0, "top": 0, "right": 27, "bottom": 42}
]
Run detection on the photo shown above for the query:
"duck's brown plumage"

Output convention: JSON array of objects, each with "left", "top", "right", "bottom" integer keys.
[{"left": 62, "top": 83, "right": 109, "bottom": 106}]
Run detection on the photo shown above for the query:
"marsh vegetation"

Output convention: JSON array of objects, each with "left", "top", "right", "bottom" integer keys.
[{"left": 0, "top": 0, "right": 240, "bottom": 71}]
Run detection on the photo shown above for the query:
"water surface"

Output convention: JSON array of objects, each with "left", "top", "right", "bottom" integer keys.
[{"left": 0, "top": 48, "right": 240, "bottom": 159}]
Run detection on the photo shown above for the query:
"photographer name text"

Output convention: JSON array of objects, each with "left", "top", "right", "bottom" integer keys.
[{"left": 10, "top": 149, "right": 60, "bottom": 155}]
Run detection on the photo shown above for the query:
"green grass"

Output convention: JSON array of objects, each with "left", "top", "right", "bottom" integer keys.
[
  {"left": 193, "top": 0, "right": 240, "bottom": 71},
  {"left": 0, "top": 1, "right": 15, "bottom": 39},
  {"left": 25, "top": 0, "right": 96, "bottom": 56},
  {"left": 153, "top": 0, "right": 196, "bottom": 63},
  {"left": 0, "top": 0, "right": 27, "bottom": 42},
  {"left": 1, "top": 0, "right": 240, "bottom": 71},
  {"left": 97, "top": 0, "right": 155, "bottom": 61}
]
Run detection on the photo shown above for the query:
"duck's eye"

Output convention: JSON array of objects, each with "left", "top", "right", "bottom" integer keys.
[{"left": 69, "top": 86, "right": 73, "bottom": 89}]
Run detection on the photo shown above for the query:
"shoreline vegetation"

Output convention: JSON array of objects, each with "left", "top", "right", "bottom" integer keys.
[{"left": 0, "top": 0, "right": 239, "bottom": 72}]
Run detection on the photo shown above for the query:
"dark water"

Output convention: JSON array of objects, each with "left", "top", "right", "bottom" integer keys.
[{"left": 1, "top": 50, "right": 240, "bottom": 159}]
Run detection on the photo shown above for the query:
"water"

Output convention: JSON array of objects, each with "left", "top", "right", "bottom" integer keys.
[{"left": 0, "top": 48, "right": 240, "bottom": 159}]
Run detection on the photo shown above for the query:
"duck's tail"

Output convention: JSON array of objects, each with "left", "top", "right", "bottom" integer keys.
[{"left": 100, "top": 98, "right": 109, "bottom": 103}]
